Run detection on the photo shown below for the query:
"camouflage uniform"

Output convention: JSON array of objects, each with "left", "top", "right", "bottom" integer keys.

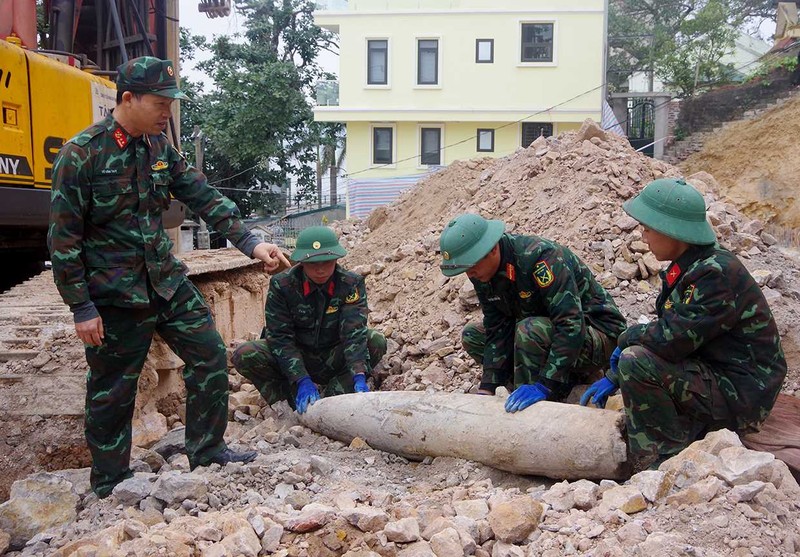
[
  {"left": 464, "top": 234, "right": 627, "bottom": 397},
  {"left": 232, "top": 264, "right": 386, "bottom": 406},
  {"left": 48, "top": 57, "right": 261, "bottom": 497},
  {"left": 610, "top": 244, "right": 787, "bottom": 460}
]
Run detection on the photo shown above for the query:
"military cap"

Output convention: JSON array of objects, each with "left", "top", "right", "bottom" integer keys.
[
  {"left": 291, "top": 226, "right": 347, "bottom": 262},
  {"left": 116, "top": 56, "right": 190, "bottom": 100},
  {"left": 439, "top": 213, "right": 505, "bottom": 277},
  {"left": 624, "top": 178, "right": 716, "bottom": 245}
]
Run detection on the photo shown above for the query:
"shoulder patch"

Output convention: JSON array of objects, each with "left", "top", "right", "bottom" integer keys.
[
  {"left": 533, "top": 260, "right": 554, "bottom": 288},
  {"left": 682, "top": 284, "right": 696, "bottom": 304},
  {"left": 345, "top": 290, "right": 360, "bottom": 304}
]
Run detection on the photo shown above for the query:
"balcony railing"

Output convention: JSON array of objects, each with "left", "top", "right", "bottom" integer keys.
[
  {"left": 315, "top": 0, "right": 348, "bottom": 10},
  {"left": 315, "top": 80, "right": 339, "bottom": 106}
]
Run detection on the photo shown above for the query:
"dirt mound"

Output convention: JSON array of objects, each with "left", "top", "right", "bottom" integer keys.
[
  {"left": 334, "top": 120, "right": 800, "bottom": 396},
  {"left": 680, "top": 91, "right": 800, "bottom": 234},
  {"left": 5, "top": 121, "right": 800, "bottom": 557}
]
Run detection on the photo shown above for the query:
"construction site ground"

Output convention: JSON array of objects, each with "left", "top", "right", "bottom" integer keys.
[{"left": 2, "top": 113, "right": 800, "bottom": 555}]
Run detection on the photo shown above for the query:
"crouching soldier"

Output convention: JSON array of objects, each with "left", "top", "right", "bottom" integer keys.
[
  {"left": 439, "top": 213, "right": 627, "bottom": 413},
  {"left": 233, "top": 226, "right": 387, "bottom": 413},
  {"left": 581, "top": 178, "right": 787, "bottom": 469}
]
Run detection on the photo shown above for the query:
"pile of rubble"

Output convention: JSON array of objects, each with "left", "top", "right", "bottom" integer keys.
[
  {"left": 2, "top": 416, "right": 799, "bottom": 556},
  {"left": 2, "top": 120, "right": 800, "bottom": 556},
  {"left": 336, "top": 120, "right": 800, "bottom": 396}
]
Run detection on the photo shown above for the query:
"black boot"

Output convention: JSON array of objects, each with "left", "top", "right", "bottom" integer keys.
[{"left": 193, "top": 448, "right": 257, "bottom": 469}]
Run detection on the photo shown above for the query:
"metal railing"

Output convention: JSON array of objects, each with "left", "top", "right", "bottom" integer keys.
[
  {"left": 284, "top": 194, "right": 346, "bottom": 216},
  {"left": 315, "top": 80, "right": 340, "bottom": 107},
  {"left": 315, "top": 0, "right": 348, "bottom": 10}
]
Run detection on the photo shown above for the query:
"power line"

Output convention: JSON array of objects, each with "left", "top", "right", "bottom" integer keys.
[{"left": 196, "top": 41, "right": 798, "bottom": 193}]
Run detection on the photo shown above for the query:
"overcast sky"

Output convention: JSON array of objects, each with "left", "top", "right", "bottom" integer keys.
[{"left": 177, "top": 0, "right": 339, "bottom": 89}]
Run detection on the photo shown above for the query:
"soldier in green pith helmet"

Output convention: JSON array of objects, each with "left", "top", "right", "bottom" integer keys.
[
  {"left": 232, "top": 226, "right": 387, "bottom": 414},
  {"left": 439, "top": 213, "right": 627, "bottom": 413},
  {"left": 48, "top": 56, "right": 290, "bottom": 498},
  {"left": 581, "top": 178, "right": 786, "bottom": 470}
]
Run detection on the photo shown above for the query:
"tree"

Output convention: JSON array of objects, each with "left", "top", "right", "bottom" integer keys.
[
  {"left": 608, "top": 0, "right": 775, "bottom": 96},
  {"left": 179, "top": 28, "right": 286, "bottom": 218},
  {"left": 195, "top": 0, "right": 337, "bottom": 203}
]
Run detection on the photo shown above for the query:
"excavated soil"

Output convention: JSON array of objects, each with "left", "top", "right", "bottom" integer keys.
[
  {"left": 680, "top": 91, "right": 800, "bottom": 239},
  {"left": 3, "top": 120, "right": 800, "bottom": 556}
]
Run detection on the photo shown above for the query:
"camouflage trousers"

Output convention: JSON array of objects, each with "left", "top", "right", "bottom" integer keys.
[
  {"left": 618, "top": 345, "right": 734, "bottom": 461},
  {"left": 462, "top": 317, "right": 615, "bottom": 395},
  {"left": 85, "top": 279, "right": 230, "bottom": 497},
  {"left": 231, "top": 329, "right": 387, "bottom": 408}
]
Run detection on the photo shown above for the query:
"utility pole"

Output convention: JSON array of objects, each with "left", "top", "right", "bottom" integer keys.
[{"left": 193, "top": 125, "right": 210, "bottom": 250}]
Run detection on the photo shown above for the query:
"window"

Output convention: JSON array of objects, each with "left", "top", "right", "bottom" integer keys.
[
  {"left": 420, "top": 127, "right": 442, "bottom": 165},
  {"left": 417, "top": 39, "right": 439, "bottom": 85},
  {"left": 476, "top": 39, "right": 494, "bottom": 63},
  {"left": 372, "top": 127, "right": 393, "bottom": 164},
  {"left": 477, "top": 129, "right": 495, "bottom": 152},
  {"left": 521, "top": 122, "right": 553, "bottom": 147},
  {"left": 367, "top": 39, "right": 388, "bottom": 85},
  {"left": 521, "top": 23, "right": 553, "bottom": 63}
]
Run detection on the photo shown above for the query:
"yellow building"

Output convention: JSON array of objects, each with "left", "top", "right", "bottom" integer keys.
[{"left": 314, "top": 0, "right": 608, "bottom": 217}]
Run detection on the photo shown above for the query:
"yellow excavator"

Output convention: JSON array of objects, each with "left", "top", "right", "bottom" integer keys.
[{"left": 0, "top": 0, "right": 190, "bottom": 288}]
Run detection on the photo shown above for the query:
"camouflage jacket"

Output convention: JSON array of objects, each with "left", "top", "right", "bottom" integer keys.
[
  {"left": 48, "top": 114, "right": 259, "bottom": 314},
  {"left": 473, "top": 234, "right": 627, "bottom": 386},
  {"left": 265, "top": 264, "right": 369, "bottom": 382},
  {"left": 614, "top": 244, "right": 786, "bottom": 429}
]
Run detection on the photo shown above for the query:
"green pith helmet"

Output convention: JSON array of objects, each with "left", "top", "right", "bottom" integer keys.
[
  {"left": 291, "top": 226, "right": 347, "bottom": 263},
  {"left": 439, "top": 213, "right": 505, "bottom": 277},
  {"left": 623, "top": 178, "right": 716, "bottom": 245}
]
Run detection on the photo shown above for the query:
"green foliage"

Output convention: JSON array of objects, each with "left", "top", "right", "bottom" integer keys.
[
  {"left": 608, "top": 0, "right": 774, "bottom": 96},
  {"left": 655, "top": 0, "right": 739, "bottom": 97},
  {"left": 744, "top": 55, "right": 799, "bottom": 84},
  {"left": 178, "top": 1, "right": 337, "bottom": 216}
]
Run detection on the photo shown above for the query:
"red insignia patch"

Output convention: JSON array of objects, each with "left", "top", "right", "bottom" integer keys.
[
  {"left": 666, "top": 263, "right": 681, "bottom": 287},
  {"left": 113, "top": 128, "right": 128, "bottom": 149},
  {"left": 328, "top": 281, "right": 335, "bottom": 296},
  {"left": 303, "top": 280, "right": 311, "bottom": 297},
  {"left": 506, "top": 263, "right": 516, "bottom": 282}
]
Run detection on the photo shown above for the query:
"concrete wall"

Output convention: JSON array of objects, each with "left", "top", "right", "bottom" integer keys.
[
  {"left": 345, "top": 120, "right": 581, "bottom": 179},
  {"left": 315, "top": 0, "right": 605, "bottom": 179}
]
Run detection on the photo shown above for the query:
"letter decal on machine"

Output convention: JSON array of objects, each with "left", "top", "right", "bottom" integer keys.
[
  {"left": 43, "top": 136, "right": 65, "bottom": 181},
  {"left": 91, "top": 82, "right": 116, "bottom": 122},
  {"left": 0, "top": 153, "right": 34, "bottom": 185}
]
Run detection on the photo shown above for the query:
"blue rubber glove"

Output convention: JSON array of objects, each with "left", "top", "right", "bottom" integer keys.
[
  {"left": 609, "top": 346, "right": 622, "bottom": 373},
  {"left": 579, "top": 377, "right": 618, "bottom": 408},
  {"left": 505, "top": 382, "right": 551, "bottom": 413},
  {"left": 353, "top": 374, "right": 370, "bottom": 393},
  {"left": 295, "top": 376, "right": 320, "bottom": 414}
]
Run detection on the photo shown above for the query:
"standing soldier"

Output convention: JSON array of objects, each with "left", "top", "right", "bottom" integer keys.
[
  {"left": 438, "top": 213, "right": 627, "bottom": 412},
  {"left": 48, "top": 56, "right": 290, "bottom": 498},
  {"left": 582, "top": 178, "right": 786, "bottom": 469},
  {"left": 233, "top": 226, "right": 386, "bottom": 413}
]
